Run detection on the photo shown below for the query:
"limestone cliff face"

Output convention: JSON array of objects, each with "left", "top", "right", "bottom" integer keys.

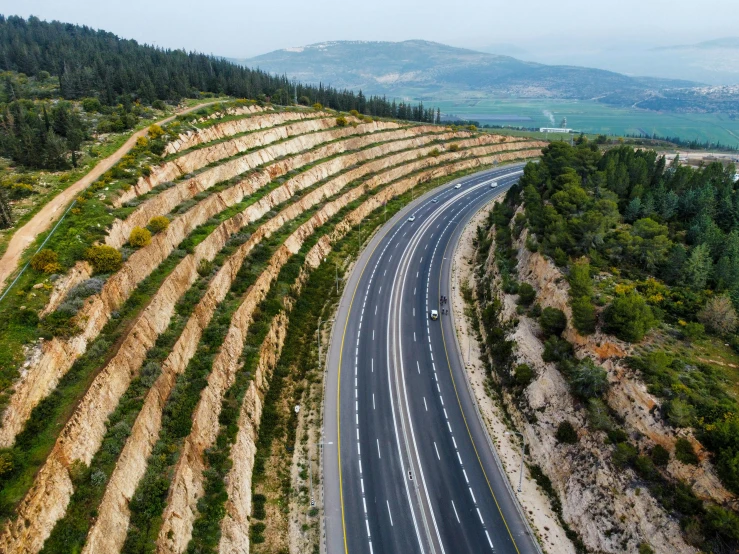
[
  {"left": 139, "top": 113, "right": 336, "bottom": 198},
  {"left": 479, "top": 225, "right": 735, "bottom": 552},
  {"left": 117, "top": 114, "right": 368, "bottom": 205},
  {"left": 109, "top": 122, "right": 426, "bottom": 247},
  {"left": 0, "top": 122, "right": 420, "bottom": 450},
  {"left": 515, "top": 228, "right": 735, "bottom": 507}
]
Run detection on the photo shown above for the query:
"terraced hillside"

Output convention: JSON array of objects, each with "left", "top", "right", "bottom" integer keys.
[{"left": 0, "top": 101, "right": 544, "bottom": 554}]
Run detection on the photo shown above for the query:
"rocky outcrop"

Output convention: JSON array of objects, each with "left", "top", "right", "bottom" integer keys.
[
  {"left": 164, "top": 106, "right": 297, "bottom": 155},
  {"left": 139, "top": 113, "right": 337, "bottom": 198},
  {"left": 117, "top": 114, "right": 364, "bottom": 205},
  {"left": 479, "top": 226, "right": 701, "bottom": 553},
  {"left": 108, "top": 122, "right": 432, "bottom": 246}
]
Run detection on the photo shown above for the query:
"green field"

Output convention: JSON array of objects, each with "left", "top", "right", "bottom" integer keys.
[{"left": 432, "top": 97, "right": 739, "bottom": 148}]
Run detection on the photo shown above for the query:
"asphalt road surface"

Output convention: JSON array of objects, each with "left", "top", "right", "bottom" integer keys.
[{"left": 324, "top": 165, "right": 541, "bottom": 554}]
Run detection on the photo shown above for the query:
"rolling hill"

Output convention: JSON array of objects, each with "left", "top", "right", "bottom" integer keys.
[{"left": 237, "top": 40, "right": 739, "bottom": 114}]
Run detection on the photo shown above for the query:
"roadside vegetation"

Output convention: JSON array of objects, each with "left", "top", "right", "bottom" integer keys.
[{"left": 473, "top": 139, "right": 739, "bottom": 552}]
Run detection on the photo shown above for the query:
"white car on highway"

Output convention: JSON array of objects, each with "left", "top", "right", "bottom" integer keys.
[
  {"left": 454, "top": 183, "right": 462, "bottom": 189},
  {"left": 490, "top": 181, "right": 499, "bottom": 188},
  {"left": 430, "top": 309, "right": 439, "bottom": 320},
  {"left": 408, "top": 214, "right": 416, "bottom": 222}
]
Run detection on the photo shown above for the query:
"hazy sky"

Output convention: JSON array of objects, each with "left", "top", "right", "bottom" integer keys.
[{"left": 1, "top": 0, "right": 736, "bottom": 59}]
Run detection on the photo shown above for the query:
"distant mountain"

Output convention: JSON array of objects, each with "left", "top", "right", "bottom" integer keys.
[{"left": 235, "top": 40, "right": 739, "bottom": 114}]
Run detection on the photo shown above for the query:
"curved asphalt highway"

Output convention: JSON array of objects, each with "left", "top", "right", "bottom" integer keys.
[{"left": 324, "top": 165, "right": 541, "bottom": 554}]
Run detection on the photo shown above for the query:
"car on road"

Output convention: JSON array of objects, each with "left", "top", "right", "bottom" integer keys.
[
  {"left": 432, "top": 197, "right": 439, "bottom": 203},
  {"left": 454, "top": 183, "right": 462, "bottom": 189},
  {"left": 430, "top": 309, "right": 439, "bottom": 320},
  {"left": 490, "top": 181, "right": 498, "bottom": 188},
  {"left": 408, "top": 214, "right": 416, "bottom": 222}
]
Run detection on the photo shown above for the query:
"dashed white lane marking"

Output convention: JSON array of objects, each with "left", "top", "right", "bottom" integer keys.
[
  {"left": 452, "top": 500, "right": 460, "bottom": 523},
  {"left": 470, "top": 489, "right": 477, "bottom": 504},
  {"left": 416, "top": 360, "right": 420, "bottom": 374},
  {"left": 361, "top": 478, "right": 365, "bottom": 494},
  {"left": 477, "top": 508, "right": 484, "bottom": 524},
  {"left": 434, "top": 442, "right": 440, "bottom": 460},
  {"left": 375, "top": 305, "right": 378, "bottom": 315},
  {"left": 485, "top": 531, "right": 494, "bottom": 549},
  {"left": 377, "top": 439, "right": 382, "bottom": 459},
  {"left": 423, "top": 397, "right": 428, "bottom": 411},
  {"left": 371, "top": 358, "right": 374, "bottom": 372},
  {"left": 373, "top": 329, "right": 375, "bottom": 341},
  {"left": 413, "top": 332, "right": 416, "bottom": 342},
  {"left": 387, "top": 501, "right": 394, "bottom": 526},
  {"left": 373, "top": 393, "right": 376, "bottom": 410}
]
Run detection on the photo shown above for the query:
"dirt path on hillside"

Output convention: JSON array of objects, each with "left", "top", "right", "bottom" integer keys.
[{"left": 0, "top": 100, "right": 221, "bottom": 291}]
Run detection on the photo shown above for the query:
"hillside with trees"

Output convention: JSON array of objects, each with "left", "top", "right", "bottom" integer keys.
[{"left": 470, "top": 138, "right": 739, "bottom": 552}]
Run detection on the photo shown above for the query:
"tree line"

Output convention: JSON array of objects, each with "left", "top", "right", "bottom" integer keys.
[{"left": 0, "top": 15, "right": 438, "bottom": 121}]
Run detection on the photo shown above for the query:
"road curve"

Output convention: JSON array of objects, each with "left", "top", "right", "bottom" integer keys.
[
  {"left": 324, "top": 165, "right": 541, "bottom": 554},
  {"left": 0, "top": 100, "right": 223, "bottom": 292}
]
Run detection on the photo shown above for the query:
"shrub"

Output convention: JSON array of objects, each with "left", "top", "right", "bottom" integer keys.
[
  {"left": 312, "top": 102, "right": 323, "bottom": 110},
  {"left": 675, "top": 438, "right": 699, "bottom": 465},
  {"left": 514, "top": 364, "right": 534, "bottom": 387},
  {"left": 148, "top": 216, "right": 170, "bottom": 233},
  {"left": 448, "top": 143, "right": 460, "bottom": 152},
  {"left": 85, "top": 245, "right": 122, "bottom": 274},
  {"left": 129, "top": 226, "right": 151, "bottom": 247},
  {"left": 638, "top": 542, "right": 655, "bottom": 554},
  {"left": 252, "top": 493, "right": 267, "bottom": 519},
  {"left": 30, "top": 249, "right": 60, "bottom": 273},
  {"left": 586, "top": 398, "right": 613, "bottom": 431},
  {"left": 612, "top": 442, "right": 638, "bottom": 467},
  {"left": 542, "top": 336, "right": 573, "bottom": 363},
  {"left": 667, "top": 398, "right": 694, "bottom": 428},
  {"left": 569, "top": 260, "right": 596, "bottom": 334},
  {"left": 335, "top": 116, "right": 347, "bottom": 127},
  {"left": 698, "top": 295, "right": 737, "bottom": 335},
  {"left": 517, "top": 282, "right": 536, "bottom": 306},
  {"left": 570, "top": 358, "right": 609, "bottom": 398},
  {"left": 555, "top": 420, "right": 578, "bottom": 444},
  {"left": 428, "top": 148, "right": 441, "bottom": 158},
  {"left": 651, "top": 444, "right": 670, "bottom": 466},
  {"left": 539, "top": 307, "right": 566, "bottom": 337},
  {"left": 571, "top": 296, "right": 596, "bottom": 334},
  {"left": 681, "top": 322, "right": 705, "bottom": 341},
  {"left": 603, "top": 291, "right": 654, "bottom": 342},
  {"left": 553, "top": 247, "right": 568, "bottom": 267}
]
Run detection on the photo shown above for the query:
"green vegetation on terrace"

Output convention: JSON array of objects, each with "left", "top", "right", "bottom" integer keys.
[
  {"left": 0, "top": 244, "right": 189, "bottom": 520},
  {"left": 39, "top": 260, "right": 216, "bottom": 553}
]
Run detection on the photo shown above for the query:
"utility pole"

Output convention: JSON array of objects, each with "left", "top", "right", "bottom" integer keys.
[{"left": 506, "top": 431, "right": 527, "bottom": 492}]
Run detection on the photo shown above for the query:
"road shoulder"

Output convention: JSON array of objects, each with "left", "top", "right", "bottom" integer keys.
[{"left": 449, "top": 200, "right": 575, "bottom": 554}]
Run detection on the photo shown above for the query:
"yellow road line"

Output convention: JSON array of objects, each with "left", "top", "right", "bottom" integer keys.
[
  {"left": 437, "top": 193, "right": 522, "bottom": 554},
  {"left": 338, "top": 222, "right": 391, "bottom": 554}
]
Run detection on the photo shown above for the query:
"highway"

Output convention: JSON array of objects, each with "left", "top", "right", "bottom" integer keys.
[{"left": 323, "top": 165, "right": 541, "bottom": 554}]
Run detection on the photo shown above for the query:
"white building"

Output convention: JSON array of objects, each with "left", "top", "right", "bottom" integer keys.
[{"left": 539, "top": 127, "right": 573, "bottom": 133}]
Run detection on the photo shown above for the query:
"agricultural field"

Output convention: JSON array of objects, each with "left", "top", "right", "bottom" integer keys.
[
  {"left": 0, "top": 100, "right": 543, "bottom": 554},
  {"left": 433, "top": 97, "right": 739, "bottom": 148}
]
